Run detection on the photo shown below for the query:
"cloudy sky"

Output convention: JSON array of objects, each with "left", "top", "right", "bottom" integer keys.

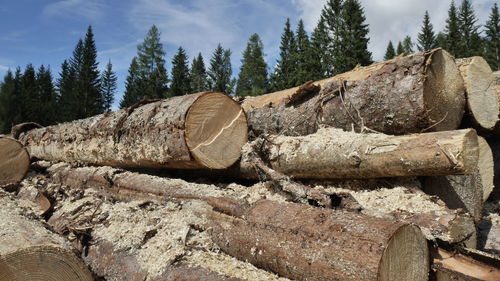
[{"left": 0, "top": 0, "right": 496, "bottom": 108}]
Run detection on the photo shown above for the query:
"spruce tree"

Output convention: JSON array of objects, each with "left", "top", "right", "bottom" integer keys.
[
  {"left": 270, "top": 18, "right": 296, "bottom": 91},
  {"left": 436, "top": 32, "right": 447, "bottom": 49},
  {"left": 236, "top": 33, "right": 269, "bottom": 96},
  {"left": 294, "top": 20, "right": 316, "bottom": 84},
  {"left": 402, "top": 36, "right": 414, "bottom": 55},
  {"left": 120, "top": 57, "right": 141, "bottom": 108},
  {"left": 190, "top": 53, "right": 208, "bottom": 92},
  {"left": 443, "top": 1, "right": 461, "bottom": 56},
  {"left": 384, "top": 41, "right": 396, "bottom": 60},
  {"left": 35, "top": 65, "right": 56, "bottom": 126},
  {"left": 208, "top": 44, "right": 233, "bottom": 94},
  {"left": 484, "top": 3, "right": 499, "bottom": 70},
  {"left": 100, "top": 60, "right": 117, "bottom": 111},
  {"left": 457, "top": 0, "right": 482, "bottom": 58},
  {"left": 56, "top": 60, "right": 77, "bottom": 122},
  {"left": 417, "top": 11, "right": 437, "bottom": 51},
  {"left": 311, "top": 15, "right": 331, "bottom": 79},
  {"left": 334, "top": 0, "right": 372, "bottom": 73},
  {"left": 396, "top": 41, "right": 405, "bottom": 56},
  {"left": 19, "top": 64, "right": 37, "bottom": 123},
  {"left": 80, "top": 25, "right": 102, "bottom": 117},
  {"left": 137, "top": 25, "right": 169, "bottom": 99},
  {"left": 321, "top": 0, "right": 344, "bottom": 74},
  {"left": 170, "top": 47, "right": 192, "bottom": 96},
  {"left": 0, "top": 71, "right": 16, "bottom": 133}
]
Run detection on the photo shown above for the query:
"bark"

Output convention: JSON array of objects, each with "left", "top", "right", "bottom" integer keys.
[
  {"left": 243, "top": 49, "right": 465, "bottom": 137},
  {"left": 0, "top": 191, "right": 93, "bottom": 281},
  {"left": 17, "top": 92, "right": 248, "bottom": 170},
  {"left": 0, "top": 136, "right": 30, "bottom": 187},
  {"left": 456, "top": 57, "right": 499, "bottom": 131},
  {"left": 422, "top": 137, "right": 493, "bottom": 221},
  {"left": 237, "top": 128, "right": 479, "bottom": 179},
  {"left": 209, "top": 199, "right": 430, "bottom": 281},
  {"left": 431, "top": 248, "right": 500, "bottom": 281}
]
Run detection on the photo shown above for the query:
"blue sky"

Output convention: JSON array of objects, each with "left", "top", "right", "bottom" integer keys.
[{"left": 0, "top": 0, "right": 496, "bottom": 108}]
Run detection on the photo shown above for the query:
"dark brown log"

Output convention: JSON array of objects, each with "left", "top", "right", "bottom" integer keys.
[
  {"left": 431, "top": 248, "right": 500, "bottom": 281},
  {"left": 0, "top": 136, "right": 30, "bottom": 187},
  {"left": 243, "top": 49, "right": 465, "bottom": 137},
  {"left": 209, "top": 199, "right": 429, "bottom": 281},
  {"left": 18, "top": 92, "right": 248, "bottom": 170},
  {"left": 0, "top": 191, "right": 92, "bottom": 281},
  {"left": 456, "top": 57, "right": 499, "bottom": 131},
  {"left": 237, "top": 128, "right": 479, "bottom": 179}
]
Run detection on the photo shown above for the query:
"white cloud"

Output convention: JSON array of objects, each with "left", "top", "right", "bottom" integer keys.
[
  {"left": 43, "top": 0, "right": 106, "bottom": 22},
  {"left": 291, "top": 0, "right": 497, "bottom": 61}
]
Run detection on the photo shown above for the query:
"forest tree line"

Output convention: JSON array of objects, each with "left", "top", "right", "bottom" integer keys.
[{"left": 0, "top": 0, "right": 498, "bottom": 133}]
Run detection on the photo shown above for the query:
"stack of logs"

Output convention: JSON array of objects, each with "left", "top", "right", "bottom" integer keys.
[{"left": 1, "top": 48, "right": 500, "bottom": 281}]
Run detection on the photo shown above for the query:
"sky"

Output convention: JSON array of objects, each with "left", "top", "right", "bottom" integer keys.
[{"left": 0, "top": 0, "right": 496, "bottom": 108}]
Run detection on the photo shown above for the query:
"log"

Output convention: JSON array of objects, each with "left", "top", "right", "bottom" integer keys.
[
  {"left": 431, "top": 248, "right": 500, "bottom": 281},
  {"left": 493, "top": 71, "right": 500, "bottom": 85},
  {"left": 0, "top": 136, "right": 30, "bottom": 187},
  {"left": 486, "top": 136, "right": 500, "bottom": 201},
  {"left": 209, "top": 199, "right": 430, "bottom": 281},
  {"left": 422, "top": 136, "right": 493, "bottom": 221},
  {"left": 456, "top": 57, "right": 499, "bottom": 131},
  {"left": 0, "top": 191, "right": 92, "bottom": 281},
  {"left": 237, "top": 128, "right": 479, "bottom": 179},
  {"left": 17, "top": 92, "right": 248, "bottom": 170},
  {"left": 243, "top": 49, "right": 465, "bottom": 136}
]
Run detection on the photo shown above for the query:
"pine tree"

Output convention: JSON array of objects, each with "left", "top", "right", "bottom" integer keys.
[
  {"left": 484, "top": 3, "right": 499, "bottom": 70},
  {"left": 402, "top": 35, "right": 414, "bottom": 55},
  {"left": 436, "top": 32, "right": 447, "bottom": 49},
  {"left": 208, "top": 44, "right": 233, "bottom": 95},
  {"left": 120, "top": 57, "right": 141, "bottom": 108},
  {"left": 79, "top": 25, "right": 102, "bottom": 117},
  {"left": 19, "top": 64, "right": 37, "bottom": 123},
  {"left": 396, "top": 41, "right": 405, "bottom": 56},
  {"left": 417, "top": 11, "right": 437, "bottom": 51},
  {"left": 170, "top": 47, "right": 192, "bottom": 96},
  {"left": 136, "top": 25, "right": 169, "bottom": 99},
  {"left": 56, "top": 59, "right": 77, "bottom": 122},
  {"left": 294, "top": 20, "right": 316, "bottom": 84},
  {"left": 384, "top": 41, "right": 396, "bottom": 60},
  {"left": 0, "top": 70, "right": 16, "bottom": 133},
  {"left": 443, "top": 1, "right": 461, "bottom": 56},
  {"left": 321, "top": 0, "right": 344, "bottom": 74},
  {"left": 270, "top": 18, "right": 296, "bottom": 91},
  {"left": 100, "top": 60, "right": 117, "bottom": 111},
  {"left": 190, "top": 53, "right": 208, "bottom": 93},
  {"left": 457, "top": 0, "right": 482, "bottom": 57},
  {"left": 334, "top": 0, "right": 372, "bottom": 73},
  {"left": 311, "top": 15, "right": 331, "bottom": 79},
  {"left": 236, "top": 33, "right": 269, "bottom": 96},
  {"left": 35, "top": 65, "right": 56, "bottom": 126}
]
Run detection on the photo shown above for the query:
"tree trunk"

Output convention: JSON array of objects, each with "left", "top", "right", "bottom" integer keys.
[
  {"left": 209, "top": 199, "right": 429, "bottom": 281},
  {"left": 17, "top": 92, "right": 248, "bottom": 170},
  {"left": 431, "top": 248, "right": 500, "bottom": 281},
  {"left": 237, "top": 128, "right": 478, "bottom": 179},
  {"left": 0, "top": 191, "right": 93, "bottom": 281},
  {"left": 422, "top": 137, "right": 493, "bottom": 221},
  {"left": 0, "top": 136, "right": 30, "bottom": 187},
  {"left": 456, "top": 57, "right": 499, "bottom": 131},
  {"left": 243, "top": 49, "right": 465, "bottom": 137}
]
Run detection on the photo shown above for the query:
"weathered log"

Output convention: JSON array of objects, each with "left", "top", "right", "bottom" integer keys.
[
  {"left": 431, "top": 248, "right": 500, "bottom": 281},
  {"left": 18, "top": 92, "right": 248, "bottom": 169},
  {"left": 456, "top": 57, "right": 499, "bottom": 131},
  {"left": 209, "top": 199, "right": 429, "bottom": 281},
  {"left": 0, "top": 136, "right": 30, "bottom": 187},
  {"left": 422, "top": 136, "right": 493, "bottom": 221},
  {"left": 243, "top": 49, "right": 465, "bottom": 136},
  {"left": 237, "top": 128, "right": 478, "bottom": 179},
  {"left": 493, "top": 71, "right": 500, "bottom": 85},
  {"left": 0, "top": 192, "right": 92, "bottom": 281}
]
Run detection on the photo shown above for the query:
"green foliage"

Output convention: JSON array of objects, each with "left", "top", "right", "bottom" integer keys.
[
  {"left": 402, "top": 36, "right": 414, "bottom": 55},
  {"left": 417, "top": 11, "right": 437, "bottom": 51},
  {"left": 35, "top": 65, "right": 56, "bottom": 125},
  {"left": 384, "top": 41, "right": 396, "bottom": 60},
  {"left": 457, "top": 0, "right": 482, "bottom": 58},
  {"left": 120, "top": 57, "right": 141, "bottom": 108},
  {"left": 56, "top": 59, "right": 77, "bottom": 122},
  {"left": 208, "top": 44, "right": 233, "bottom": 95},
  {"left": 100, "top": 60, "right": 116, "bottom": 111},
  {"left": 170, "top": 47, "right": 192, "bottom": 96},
  {"left": 270, "top": 18, "right": 297, "bottom": 91},
  {"left": 293, "top": 20, "right": 318, "bottom": 84},
  {"left": 79, "top": 26, "right": 103, "bottom": 118},
  {"left": 322, "top": 0, "right": 344, "bottom": 74},
  {"left": 484, "top": 3, "right": 500, "bottom": 70},
  {"left": 396, "top": 41, "right": 404, "bottom": 56},
  {"left": 310, "top": 16, "right": 331, "bottom": 79},
  {"left": 19, "top": 64, "right": 37, "bottom": 123},
  {"left": 443, "top": 1, "right": 461, "bottom": 56},
  {"left": 236, "top": 33, "right": 269, "bottom": 96},
  {"left": 0, "top": 71, "right": 17, "bottom": 133},
  {"left": 190, "top": 53, "right": 209, "bottom": 93}
]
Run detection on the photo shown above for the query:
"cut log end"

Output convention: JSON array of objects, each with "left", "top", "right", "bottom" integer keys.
[
  {"left": 457, "top": 56, "right": 499, "bottom": 131},
  {"left": 379, "top": 224, "right": 429, "bottom": 281},
  {"left": 478, "top": 137, "right": 494, "bottom": 201},
  {"left": 185, "top": 92, "right": 248, "bottom": 169},
  {"left": 0, "top": 137, "right": 30, "bottom": 186},
  {"left": 0, "top": 245, "right": 92, "bottom": 281},
  {"left": 423, "top": 49, "right": 466, "bottom": 132}
]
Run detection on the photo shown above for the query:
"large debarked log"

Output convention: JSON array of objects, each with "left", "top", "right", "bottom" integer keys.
[
  {"left": 0, "top": 192, "right": 92, "bottom": 281},
  {"left": 18, "top": 92, "right": 248, "bottom": 170},
  {"left": 243, "top": 49, "right": 465, "bottom": 136},
  {"left": 237, "top": 128, "right": 478, "bottom": 179},
  {"left": 0, "top": 137, "right": 30, "bottom": 187}
]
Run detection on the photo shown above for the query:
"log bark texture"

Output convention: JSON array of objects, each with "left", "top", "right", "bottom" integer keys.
[
  {"left": 237, "top": 128, "right": 478, "bottom": 179},
  {"left": 243, "top": 49, "right": 465, "bottom": 137},
  {"left": 456, "top": 57, "right": 499, "bottom": 131},
  {"left": 18, "top": 92, "right": 248, "bottom": 169},
  {"left": 210, "top": 199, "right": 430, "bottom": 281},
  {"left": 0, "top": 192, "right": 93, "bottom": 281},
  {"left": 0, "top": 136, "right": 30, "bottom": 187}
]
